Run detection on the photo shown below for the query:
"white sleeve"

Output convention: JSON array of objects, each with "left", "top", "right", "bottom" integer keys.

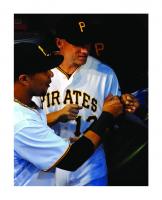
[
  {"left": 109, "top": 69, "right": 121, "bottom": 96},
  {"left": 15, "top": 119, "right": 70, "bottom": 171},
  {"left": 103, "top": 66, "right": 121, "bottom": 97}
]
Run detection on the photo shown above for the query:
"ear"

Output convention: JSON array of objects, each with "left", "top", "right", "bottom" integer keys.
[
  {"left": 18, "top": 74, "right": 30, "bottom": 86},
  {"left": 55, "top": 37, "right": 63, "bottom": 49}
]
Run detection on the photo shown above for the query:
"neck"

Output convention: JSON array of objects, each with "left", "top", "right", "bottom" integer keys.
[
  {"left": 14, "top": 84, "right": 32, "bottom": 106},
  {"left": 14, "top": 96, "right": 32, "bottom": 107},
  {"left": 59, "top": 62, "right": 79, "bottom": 75}
]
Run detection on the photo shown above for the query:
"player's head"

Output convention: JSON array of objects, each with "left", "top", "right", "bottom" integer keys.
[
  {"left": 14, "top": 42, "right": 63, "bottom": 96},
  {"left": 55, "top": 15, "right": 93, "bottom": 46},
  {"left": 55, "top": 15, "right": 93, "bottom": 66}
]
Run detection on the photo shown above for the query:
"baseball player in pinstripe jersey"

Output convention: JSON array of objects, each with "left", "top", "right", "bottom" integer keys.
[{"left": 33, "top": 15, "right": 139, "bottom": 185}]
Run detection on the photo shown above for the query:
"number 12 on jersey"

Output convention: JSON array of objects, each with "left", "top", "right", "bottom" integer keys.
[{"left": 74, "top": 115, "right": 97, "bottom": 136}]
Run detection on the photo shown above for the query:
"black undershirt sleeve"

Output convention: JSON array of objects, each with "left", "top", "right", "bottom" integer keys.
[
  {"left": 56, "top": 136, "right": 94, "bottom": 171},
  {"left": 56, "top": 112, "right": 115, "bottom": 171}
]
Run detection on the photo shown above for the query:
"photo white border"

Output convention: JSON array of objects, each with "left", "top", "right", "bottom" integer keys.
[{"left": 0, "top": 0, "right": 162, "bottom": 199}]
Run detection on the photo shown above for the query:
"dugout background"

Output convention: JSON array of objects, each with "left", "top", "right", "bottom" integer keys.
[{"left": 14, "top": 14, "right": 148, "bottom": 93}]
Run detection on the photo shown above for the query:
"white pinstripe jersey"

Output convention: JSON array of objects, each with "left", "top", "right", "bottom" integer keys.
[{"left": 33, "top": 56, "right": 121, "bottom": 185}]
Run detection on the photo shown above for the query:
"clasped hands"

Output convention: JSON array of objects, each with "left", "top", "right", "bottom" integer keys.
[{"left": 103, "top": 93, "right": 140, "bottom": 117}]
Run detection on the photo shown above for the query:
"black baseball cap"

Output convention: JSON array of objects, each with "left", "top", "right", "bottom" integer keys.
[
  {"left": 55, "top": 15, "right": 94, "bottom": 46},
  {"left": 14, "top": 42, "right": 63, "bottom": 78}
]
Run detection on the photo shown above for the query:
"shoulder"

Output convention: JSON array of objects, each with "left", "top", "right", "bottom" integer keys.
[
  {"left": 86, "top": 56, "right": 116, "bottom": 76},
  {"left": 14, "top": 102, "right": 45, "bottom": 131}
]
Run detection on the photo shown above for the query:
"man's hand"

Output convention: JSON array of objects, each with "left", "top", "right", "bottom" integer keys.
[
  {"left": 120, "top": 93, "right": 140, "bottom": 113},
  {"left": 59, "top": 104, "right": 82, "bottom": 122},
  {"left": 47, "top": 104, "right": 82, "bottom": 126},
  {"left": 103, "top": 94, "right": 123, "bottom": 117}
]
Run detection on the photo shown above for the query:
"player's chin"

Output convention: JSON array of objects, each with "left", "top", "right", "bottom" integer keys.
[
  {"left": 36, "top": 88, "right": 48, "bottom": 96},
  {"left": 77, "top": 57, "right": 87, "bottom": 65}
]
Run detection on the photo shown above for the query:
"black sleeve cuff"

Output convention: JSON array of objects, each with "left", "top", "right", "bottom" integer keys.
[{"left": 89, "top": 112, "right": 115, "bottom": 138}]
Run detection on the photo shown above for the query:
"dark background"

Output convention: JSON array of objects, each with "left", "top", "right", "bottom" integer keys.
[{"left": 14, "top": 14, "right": 148, "bottom": 93}]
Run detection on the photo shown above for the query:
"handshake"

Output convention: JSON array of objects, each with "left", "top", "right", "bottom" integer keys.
[{"left": 103, "top": 93, "right": 140, "bottom": 118}]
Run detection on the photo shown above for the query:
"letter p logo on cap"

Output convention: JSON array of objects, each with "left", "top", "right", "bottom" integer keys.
[{"left": 78, "top": 21, "right": 86, "bottom": 32}]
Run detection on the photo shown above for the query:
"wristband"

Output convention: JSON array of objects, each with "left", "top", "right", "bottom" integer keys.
[{"left": 89, "top": 112, "right": 115, "bottom": 138}]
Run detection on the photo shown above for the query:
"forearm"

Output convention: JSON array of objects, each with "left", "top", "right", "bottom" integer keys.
[
  {"left": 56, "top": 135, "right": 95, "bottom": 171},
  {"left": 47, "top": 104, "right": 81, "bottom": 126},
  {"left": 55, "top": 112, "right": 114, "bottom": 171},
  {"left": 47, "top": 111, "right": 62, "bottom": 126}
]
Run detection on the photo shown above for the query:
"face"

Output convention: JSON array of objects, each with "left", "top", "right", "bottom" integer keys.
[
  {"left": 28, "top": 70, "right": 53, "bottom": 96},
  {"left": 57, "top": 38, "right": 90, "bottom": 67}
]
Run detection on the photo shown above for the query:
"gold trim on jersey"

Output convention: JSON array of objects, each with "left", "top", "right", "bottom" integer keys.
[
  {"left": 14, "top": 98, "right": 41, "bottom": 117},
  {"left": 43, "top": 144, "right": 72, "bottom": 172},
  {"left": 56, "top": 66, "right": 72, "bottom": 79}
]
